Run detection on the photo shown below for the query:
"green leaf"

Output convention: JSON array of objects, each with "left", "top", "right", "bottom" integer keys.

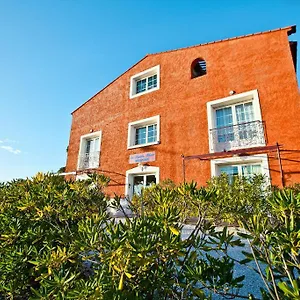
[
  {"left": 237, "top": 232, "right": 253, "bottom": 239},
  {"left": 125, "top": 272, "right": 133, "bottom": 279},
  {"left": 278, "top": 281, "right": 295, "bottom": 296},
  {"left": 169, "top": 226, "right": 180, "bottom": 236},
  {"left": 118, "top": 273, "right": 124, "bottom": 290},
  {"left": 239, "top": 258, "right": 252, "bottom": 264}
]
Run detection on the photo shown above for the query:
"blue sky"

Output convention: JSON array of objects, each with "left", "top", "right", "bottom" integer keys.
[{"left": 0, "top": 0, "right": 299, "bottom": 182}]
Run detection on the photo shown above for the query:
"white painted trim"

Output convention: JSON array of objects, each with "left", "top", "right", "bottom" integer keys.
[
  {"left": 129, "top": 65, "right": 160, "bottom": 99},
  {"left": 210, "top": 154, "right": 270, "bottom": 181},
  {"left": 125, "top": 165, "right": 160, "bottom": 199},
  {"left": 206, "top": 90, "right": 264, "bottom": 153},
  {"left": 127, "top": 115, "right": 160, "bottom": 149},
  {"left": 77, "top": 130, "right": 102, "bottom": 170}
]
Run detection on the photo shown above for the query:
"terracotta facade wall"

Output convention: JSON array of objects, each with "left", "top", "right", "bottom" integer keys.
[{"left": 66, "top": 28, "right": 300, "bottom": 196}]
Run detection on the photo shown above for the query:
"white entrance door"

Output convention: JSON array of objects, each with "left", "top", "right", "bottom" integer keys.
[{"left": 132, "top": 174, "right": 156, "bottom": 196}]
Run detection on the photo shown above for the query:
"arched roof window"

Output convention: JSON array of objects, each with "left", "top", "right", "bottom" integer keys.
[{"left": 191, "top": 58, "right": 207, "bottom": 78}]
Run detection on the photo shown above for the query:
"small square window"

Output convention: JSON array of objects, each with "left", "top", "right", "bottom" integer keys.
[
  {"left": 134, "top": 124, "right": 157, "bottom": 145},
  {"left": 130, "top": 66, "right": 160, "bottom": 98},
  {"left": 128, "top": 116, "right": 160, "bottom": 149}
]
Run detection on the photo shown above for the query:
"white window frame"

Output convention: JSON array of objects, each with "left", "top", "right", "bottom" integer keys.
[
  {"left": 125, "top": 165, "right": 159, "bottom": 199},
  {"left": 130, "top": 65, "right": 160, "bottom": 99},
  {"left": 206, "top": 89, "right": 265, "bottom": 153},
  {"left": 77, "top": 131, "right": 102, "bottom": 170},
  {"left": 127, "top": 115, "right": 160, "bottom": 149},
  {"left": 211, "top": 154, "right": 270, "bottom": 182}
]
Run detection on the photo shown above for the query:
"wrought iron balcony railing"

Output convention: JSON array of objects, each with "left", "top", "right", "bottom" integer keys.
[
  {"left": 78, "top": 151, "right": 100, "bottom": 170},
  {"left": 209, "top": 120, "right": 265, "bottom": 152}
]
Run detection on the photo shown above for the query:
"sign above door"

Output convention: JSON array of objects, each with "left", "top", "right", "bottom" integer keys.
[{"left": 129, "top": 152, "right": 155, "bottom": 164}]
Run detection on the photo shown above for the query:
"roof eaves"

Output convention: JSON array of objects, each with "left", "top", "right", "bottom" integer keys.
[
  {"left": 71, "top": 55, "right": 150, "bottom": 114},
  {"left": 149, "top": 25, "right": 296, "bottom": 56}
]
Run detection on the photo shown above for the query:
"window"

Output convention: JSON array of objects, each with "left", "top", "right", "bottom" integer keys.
[
  {"left": 219, "top": 163, "right": 261, "bottom": 182},
  {"left": 130, "top": 65, "right": 160, "bottom": 98},
  {"left": 136, "top": 74, "right": 157, "bottom": 94},
  {"left": 216, "top": 102, "right": 254, "bottom": 143},
  {"left": 211, "top": 154, "right": 270, "bottom": 183},
  {"left": 207, "top": 90, "right": 265, "bottom": 153},
  {"left": 136, "top": 78, "right": 147, "bottom": 94},
  {"left": 128, "top": 115, "right": 160, "bottom": 149},
  {"left": 191, "top": 58, "right": 207, "bottom": 78},
  {"left": 77, "top": 131, "right": 102, "bottom": 170},
  {"left": 135, "top": 124, "right": 157, "bottom": 145},
  {"left": 125, "top": 166, "right": 159, "bottom": 199}
]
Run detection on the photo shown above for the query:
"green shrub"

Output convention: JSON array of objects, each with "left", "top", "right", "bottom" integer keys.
[
  {"left": 207, "top": 174, "right": 271, "bottom": 225},
  {"left": 0, "top": 173, "right": 246, "bottom": 299},
  {"left": 237, "top": 188, "right": 300, "bottom": 299},
  {"left": 2, "top": 172, "right": 299, "bottom": 299},
  {"left": 132, "top": 174, "right": 270, "bottom": 225},
  {"left": 132, "top": 176, "right": 300, "bottom": 299},
  {"left": 0, "top": 173, "right": 110, "bottom": 298}
]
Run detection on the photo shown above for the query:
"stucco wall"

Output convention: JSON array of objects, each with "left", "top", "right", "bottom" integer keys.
[{"left": 66, "top": 27, "right": 300, "bottom": 196}]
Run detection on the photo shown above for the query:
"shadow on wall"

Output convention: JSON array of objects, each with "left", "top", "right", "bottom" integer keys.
[{"left": 269, "top": 149, "right": 300, "bottom": 185}]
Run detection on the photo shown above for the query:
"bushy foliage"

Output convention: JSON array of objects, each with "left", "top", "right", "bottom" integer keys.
[
  {"left": 1, "top": 173, "right": 299, "bottom": 299},
  {"left": 237, "top": 188, "right": 300, "bottom": 299},
  {"left": 0, "top": 174, "right": 246, "bottom": 299},
  {"left": 207, "top": 174, "right": 270, "bottom": 225},
  {"left": 132, "top": 175, "right": 269, "bottom": 225},
  {"left": 0, "top": 173, "right": 110, "bottom": 298},
  {"left": 133, "top": 175, "right": 300, "bottom": 299}
]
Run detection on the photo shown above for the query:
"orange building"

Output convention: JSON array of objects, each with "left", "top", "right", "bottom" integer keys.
[{"left": 66, "top": 25, "right": 299, "bottom": 198}]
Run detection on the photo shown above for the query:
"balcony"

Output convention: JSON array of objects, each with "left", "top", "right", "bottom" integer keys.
[
  {"left": 209, "top": 120, "right": 265, "bottom": 153},
  {"left": 78, "top": 151, "right": 100, "bottom": 170}
]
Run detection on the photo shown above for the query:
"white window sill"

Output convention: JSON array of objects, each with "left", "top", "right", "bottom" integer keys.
[
  {"left": 128, "top": 141, "right": 160, "bottom": 150},
  {"left": 130, "top": 86, "right": 159, "bottom": 99}
]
